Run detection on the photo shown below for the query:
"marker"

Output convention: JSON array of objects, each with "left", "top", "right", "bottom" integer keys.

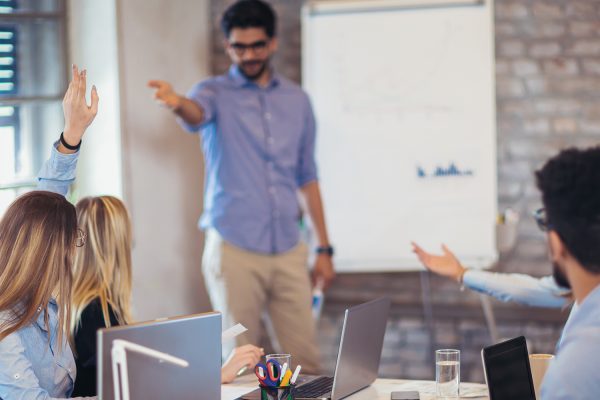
[
  {"left": 279, "top": 363, "right": 288, "bottom": 384},
  {"left": 280, "top": 370, "right": 293, "bottom": 387},
  {"left": 312, "top": 280, "right": 325, "bottom": 320},
  {"left": 290, "top": 365, "right": 302, "bottom": 385}
]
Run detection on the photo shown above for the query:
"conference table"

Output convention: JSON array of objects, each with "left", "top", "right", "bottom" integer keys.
[{"left": 222, "top": 375, "right": 490, "bottom": 400}]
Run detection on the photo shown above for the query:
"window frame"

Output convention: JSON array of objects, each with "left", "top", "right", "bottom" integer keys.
[{"left": 0, "top": 0, "right": 68, "bottom": 196}]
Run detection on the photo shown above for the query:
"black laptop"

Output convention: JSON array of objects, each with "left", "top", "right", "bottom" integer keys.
[{"left": 482, "top": 336, "right": 537, "bottom": 400}]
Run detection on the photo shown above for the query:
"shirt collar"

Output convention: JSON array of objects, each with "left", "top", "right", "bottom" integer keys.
[
  {"left": 228, "top": 64, "right": 281, "bottom": 89},
  {"left": 35, "top": 298, "right": 58, "bottom": 332},
  {"left": 578, "top": 284, "right": 600, "bottom": 308}
]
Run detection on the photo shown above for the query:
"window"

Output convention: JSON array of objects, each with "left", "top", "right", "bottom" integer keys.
[{"left": 0, "top": 0, "right": 67, "bottom": 215}]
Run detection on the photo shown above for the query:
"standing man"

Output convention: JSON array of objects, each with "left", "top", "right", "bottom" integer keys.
[{"left": 148, "top": 0, "right": 333, "bottom": 373}]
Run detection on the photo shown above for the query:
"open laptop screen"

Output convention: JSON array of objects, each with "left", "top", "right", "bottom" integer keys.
[
  {"left": 331, "top": 297, "right": 391, "bottom": 400},
  {"left": 482, "top": 336, "right": 536, "bottom": 400},
  {"left": 97, "top": 312, "right": 222, "bottom": 400}
]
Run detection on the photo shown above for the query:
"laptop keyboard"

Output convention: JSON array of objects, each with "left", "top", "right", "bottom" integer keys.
[{"left": 295, "top": 376, "right": 334, "bottom": 398}]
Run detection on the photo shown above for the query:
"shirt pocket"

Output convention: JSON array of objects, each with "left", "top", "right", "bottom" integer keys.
[{"left": 53, "top": 342, "right": 76, "bottom": 392}]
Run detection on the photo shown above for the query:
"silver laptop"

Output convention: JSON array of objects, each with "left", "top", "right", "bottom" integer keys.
[
  {"left": 243, "top": 297, "right": 391, "bottom": 400},
  {"left": 97, "top": 312, "right": 222, "bottom": 400}
]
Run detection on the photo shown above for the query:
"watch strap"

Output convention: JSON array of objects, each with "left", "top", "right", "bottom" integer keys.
[{"left": 315, "top": 246, "right": 334, "bottom": 256}]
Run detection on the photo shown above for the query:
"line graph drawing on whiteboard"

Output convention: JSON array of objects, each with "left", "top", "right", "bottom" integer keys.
[{"left": 417, "top": 162, "right": 474, "bottom": 178}]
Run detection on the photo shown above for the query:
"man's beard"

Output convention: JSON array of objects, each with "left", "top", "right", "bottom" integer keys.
[
  {"left": 553, "top": 262, "right": 571, "bottom": 289},
  {"left": 239, "top": 60, "right": 268, "bottom": 81}
]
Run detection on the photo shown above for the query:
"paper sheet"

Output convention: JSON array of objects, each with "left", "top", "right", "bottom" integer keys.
[
  {"left": 221, "top": 385, "right": 254, "bottom": 400},
  {"left": 222, "top": 323, "right": 247, "bottom": 342}
]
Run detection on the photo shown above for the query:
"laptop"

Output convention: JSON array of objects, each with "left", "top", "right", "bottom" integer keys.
[
  {"left": 243, "top": 297, "right": 391, "bottom": 400},
  {"left": 481, "top": 336, "right": 536, "bottom": 400},
  {"left": 97, "top": 312, "right": 222, "bottom": 400}
]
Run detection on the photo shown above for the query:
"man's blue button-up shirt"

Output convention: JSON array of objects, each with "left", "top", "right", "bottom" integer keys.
[
  {"left": 541, "top": 284, "right": 600, "bottom": 399},
  {"left": 179, "top": 65, "right": 318, "bottom": 254}
]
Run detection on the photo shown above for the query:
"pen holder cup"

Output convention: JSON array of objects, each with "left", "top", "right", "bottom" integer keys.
[{"left": 260, "top": 384, "right": 296, "bottom": 400}]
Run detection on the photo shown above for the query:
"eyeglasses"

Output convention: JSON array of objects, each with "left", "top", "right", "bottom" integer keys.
[
  {"left": 75, "top": 228, "right": 87, "bottom": 247},
  {"left": 533, "top": 207, "right": 551, "bottom": 232},
  {"left": 229, "top": 40, "right": 269, "bottom": 56}
]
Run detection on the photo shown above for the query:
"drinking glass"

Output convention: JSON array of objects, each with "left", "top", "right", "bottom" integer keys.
[{"left": 436, "top": 349, "right": 460, "bottom": 398}]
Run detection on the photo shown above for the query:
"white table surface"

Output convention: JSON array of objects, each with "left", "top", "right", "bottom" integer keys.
[{"left": 222, "top": 375, "right": 489, "bottom": 400}]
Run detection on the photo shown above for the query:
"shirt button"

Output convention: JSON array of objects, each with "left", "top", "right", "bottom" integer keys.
[{"left": 14, "top": 373, "right": 20, "bottom": 380}]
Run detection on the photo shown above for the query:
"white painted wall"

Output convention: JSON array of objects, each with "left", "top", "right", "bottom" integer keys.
[
  {"left": 69, "top": 0, "right": 213, "bottom": 321},
  {"left": 117, "top": 0, "right": 213, "bottom": 320},
  {"left": 68, "top": 0, "right": 123, "bottom": 198}
]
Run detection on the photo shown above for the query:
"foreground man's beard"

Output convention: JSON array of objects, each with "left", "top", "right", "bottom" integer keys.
[{"left": 553, "top": 262, "right": 571, "bottom": 290}]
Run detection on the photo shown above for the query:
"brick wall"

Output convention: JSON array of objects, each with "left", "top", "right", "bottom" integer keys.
[
  {"left": 318, "top": 273, "right": 568, "bottom": 381},
  {"left": 208, "top": 0, "right": 598, "bottom": 382}
]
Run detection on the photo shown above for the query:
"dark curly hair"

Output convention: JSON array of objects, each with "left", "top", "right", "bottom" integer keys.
[
  {"left": 221, "top": 0, "right": 276, "bottom": 39},
  {"left": 536, "top": 146, "right": 600, "bottom": 273}
]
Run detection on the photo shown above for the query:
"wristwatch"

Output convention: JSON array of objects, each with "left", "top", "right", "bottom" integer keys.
[
  {"left": 315, "top": 245, "right": 334, "bottom": 256},
  {"left": 60, "top": 131, "right": 82, "bottom": 151}
]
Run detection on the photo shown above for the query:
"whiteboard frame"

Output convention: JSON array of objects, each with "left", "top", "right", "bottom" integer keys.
[{"left": 305, "top": 0, "right": 485, "bottom": 16}]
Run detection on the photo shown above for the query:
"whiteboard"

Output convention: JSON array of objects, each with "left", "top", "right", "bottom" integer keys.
[{"left": 302, "top": 0, "right": 497, "bottom": 272}]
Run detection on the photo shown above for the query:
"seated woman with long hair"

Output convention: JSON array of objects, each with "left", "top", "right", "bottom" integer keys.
[
  {"left": 69, "top": 196, "right": 133, "bottom": 396},
  {"left": 69, "top": 195, "right": 264, "bottom": 396},
  {"left": 0, "top": 65, "right": 98, "bottom": 399}
]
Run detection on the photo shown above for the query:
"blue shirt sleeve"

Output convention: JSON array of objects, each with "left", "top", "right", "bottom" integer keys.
[
  {"left": 463, "top": 270, "right": 570, "bottom": 308},
  {"left": 296, "top": 95, "right": 318, "bottom": 187},
  {"left": 177, "top": 81, "right": 217, "bottom": 133},
  {"left": 37, "top": 142, "right": 79, "bottom": 196},
  {"left": 0, "top": 330, "right": 95, "bottom": 400}
]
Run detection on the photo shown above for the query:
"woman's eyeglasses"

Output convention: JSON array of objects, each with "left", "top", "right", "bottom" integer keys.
[
  {"left": 75, "top": 228, "right": 87, "bottom": 247},
  {"left": 533, "top": 208, "right": 551, "bottom": 232}
]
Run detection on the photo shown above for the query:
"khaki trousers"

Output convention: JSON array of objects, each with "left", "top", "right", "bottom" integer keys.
[{"left": 202, "top": 229, "right": 321, "bottom": 374}]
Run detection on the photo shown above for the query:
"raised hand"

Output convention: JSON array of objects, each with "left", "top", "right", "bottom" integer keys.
[
  {"left": 61, "top": 64, "right": 99, "bottom": 152},
  {"left": 411, "top": 242, "right": 466, "bottom": 282},
  {"left": 221, "top": 344, "right": 264, "bottom": 384},
  {"left": 147, "top": 80, "right": 182, "bottom": 110}
]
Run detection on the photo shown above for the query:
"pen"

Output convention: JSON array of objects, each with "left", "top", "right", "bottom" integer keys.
[{"left": 290, "top": 365, "right": 302, "bottom": 385}]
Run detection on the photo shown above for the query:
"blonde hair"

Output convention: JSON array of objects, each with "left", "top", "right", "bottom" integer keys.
[
  {"left": 71, "top": 196, "right": 133, "bottom": 334},
  {"left": 0, "top": 191, "right": 76, "bottom": 350}
]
